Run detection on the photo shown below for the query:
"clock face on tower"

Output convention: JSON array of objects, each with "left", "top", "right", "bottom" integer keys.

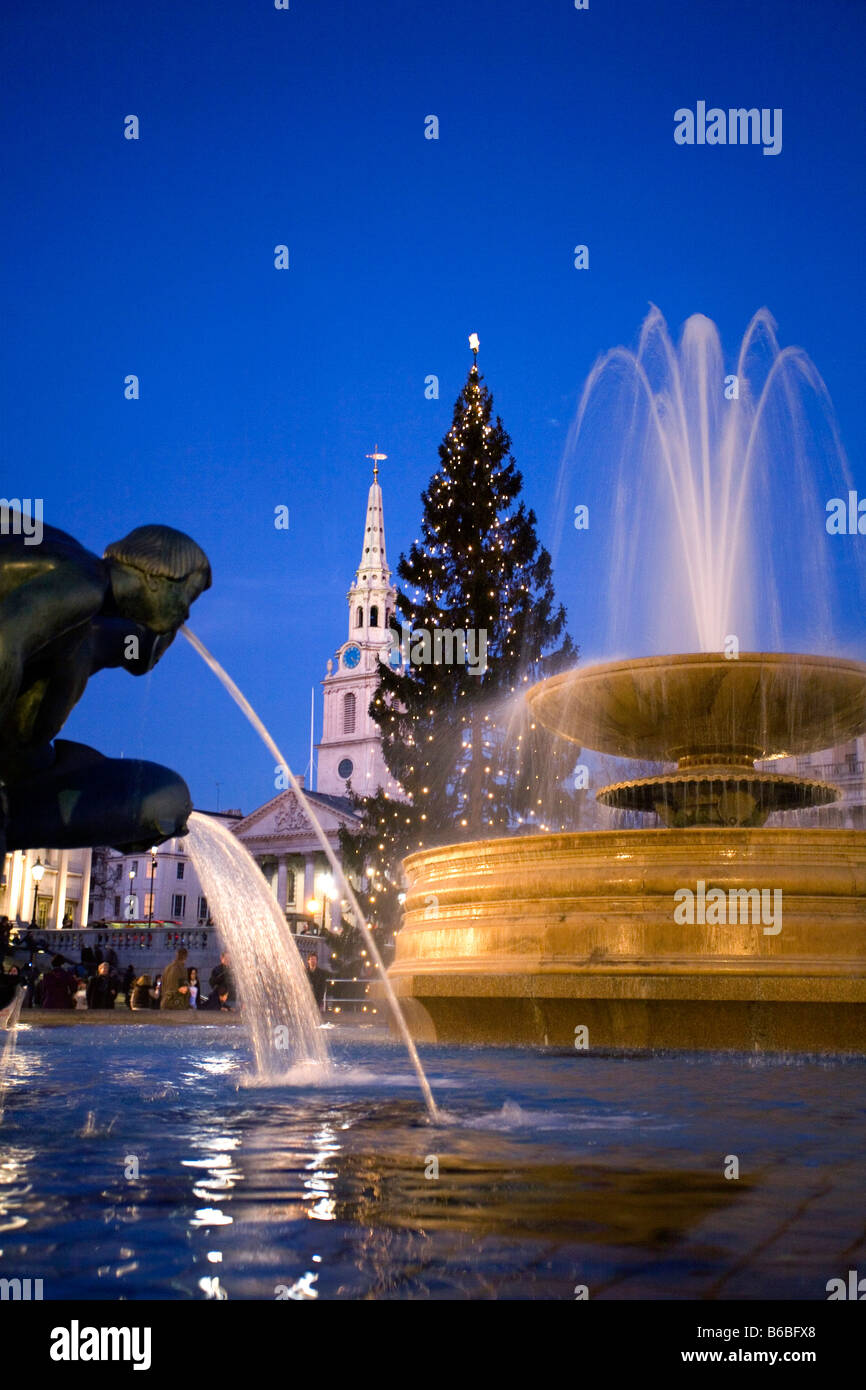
[{"left": 342, "top": 644, "right": 361, "bottom": 669}]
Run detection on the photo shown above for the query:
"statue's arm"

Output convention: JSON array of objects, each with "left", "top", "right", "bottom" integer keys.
[
  {"left": 0, "top": 565, "right": 106, "bottom": 654},
  {"left": 0, "top": 567, "right": 107, "bottom": 727}
]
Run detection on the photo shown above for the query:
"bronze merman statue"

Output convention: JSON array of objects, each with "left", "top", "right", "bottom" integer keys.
[{"left": 0, "top": 518, "right": 211, "bottom": 859}]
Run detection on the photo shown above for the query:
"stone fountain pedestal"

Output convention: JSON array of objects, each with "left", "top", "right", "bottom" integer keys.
[
  {"left": 388, "top": 654, "right": 866, "bottom": 1051},
  {"left": 390, "top": 826, "right": 866, "bottom": 1050}
]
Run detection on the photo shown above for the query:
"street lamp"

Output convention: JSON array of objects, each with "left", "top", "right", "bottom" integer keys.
[
  {"left": 321, "top": 876, "right": 337, "bottom": 931},
  {"left": 30, "top": 857, "right": 46, "bottom": 927},
  {"left": 148, "top": 846, "right": 158, "bottom": 926},
  {"left": 307, "top": 878, "right": 337, "bottom": 933}
]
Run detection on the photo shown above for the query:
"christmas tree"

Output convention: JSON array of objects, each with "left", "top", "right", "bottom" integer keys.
[{"left": 341, "top": 340, "right": 580, "bottom": 933}]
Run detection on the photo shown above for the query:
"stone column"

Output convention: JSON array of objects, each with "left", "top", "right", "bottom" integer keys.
[
  {"left": 54, "top": 851, "right": 69, "bottom": 928},
  {"left": 6, "top": 851, "right": 25, "bottom": 922},
  {"left": 17, "top": 850, "right": 33, "bottom": 925},
  {"left": 303, "top": 854, "right": 316, "bottom": 907},
  {"left": 285, "top": 858, "right": 298, "bottom": 910},
  {"left": 79, "top": 851, "right": 92, "bottom": 927},
  {"left": 276, "top": 857, "right": 288, "bottom": 914}
]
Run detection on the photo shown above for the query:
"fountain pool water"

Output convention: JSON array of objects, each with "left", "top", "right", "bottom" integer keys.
[
  {"left": 0, "top": 1024, "right": 863, "bottom": 1299},
  {"left": 186, "top": 813, "right": 330, "bottom": 1080}
]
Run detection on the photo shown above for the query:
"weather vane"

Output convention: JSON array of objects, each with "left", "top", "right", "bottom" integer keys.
[{"left": 366, "top": 445, "right": 388, "bottom": 480}]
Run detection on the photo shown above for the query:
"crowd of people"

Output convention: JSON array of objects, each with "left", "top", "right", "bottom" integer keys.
[
  {"left": 0, "top": 930, "right": 331, "bottom": 1014},
  {"left": 0, "top": 935, "right": 239, "bottom": 1013}
]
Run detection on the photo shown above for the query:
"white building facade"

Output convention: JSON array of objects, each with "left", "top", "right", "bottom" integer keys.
[
  {"left": 233, "top": 787, "right": 361, "bottom": 934},
  {"left": 1, "top": 846, "right": 92, "bottom": 928},
  {"left": 773, "top": 734, "right": 866, "bottom": 829},
  {"left": 87, "top": 816, "right": 242, "bottom": 927}
]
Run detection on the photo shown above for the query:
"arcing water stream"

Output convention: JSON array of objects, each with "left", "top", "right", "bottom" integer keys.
[
  {"left": 186, "top": 813, "right": 330, "bottom": 1078},
  {"left": 181, "top": 626, "right": 441, "bottom": 1123}
]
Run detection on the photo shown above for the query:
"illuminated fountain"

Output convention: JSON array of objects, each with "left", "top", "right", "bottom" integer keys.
[{"left": 388, "top": 312, "right": 866, "bottom": 1051}]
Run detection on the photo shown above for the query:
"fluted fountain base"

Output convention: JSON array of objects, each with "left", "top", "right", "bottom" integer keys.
[{"left": 388, "top": 828, "right": 866, "bottom": 1051}]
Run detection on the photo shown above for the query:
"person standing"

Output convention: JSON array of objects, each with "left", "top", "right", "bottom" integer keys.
[
  {"left": 130, "top": 974, "right": 154, "bottom": 1010},
  {"left": 305, "top": 953, "right": 328, "bottom": 1011},
  {"left": 37, "top": 956, "right": 77, "bottom": 1009},
  {"left": 19, "top": 960, "right": 37, "bottom": 1008},
  {"left": 160, "top": 947, "right": 191, "bottom": 1009},
  {"left": 209, "top": 951, "right": 234, "bottom": 1005},
  {"left": 0, "top": 965, "right": 18, "bottom": 1010},
  {"left": 121, "top": 964, "right": 135, "bottom": 1008},
  {"left": 86, "top": 961, "right": 117, "bottom": 1009}
]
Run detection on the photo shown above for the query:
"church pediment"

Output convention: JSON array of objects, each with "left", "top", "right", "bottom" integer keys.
[{"left": 234, "top": 788, "right": 359, "bottom": 844}]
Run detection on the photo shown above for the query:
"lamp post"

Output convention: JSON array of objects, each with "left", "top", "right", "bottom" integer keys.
[
  {"left": 307, "top": 877, "right": 336, "bottom": 935},
  {"left": 148, "top": 846, "right": 158, "bottom": 926},
  {"left": 30, "top": 857, "right": 46, "bottom": 928}
]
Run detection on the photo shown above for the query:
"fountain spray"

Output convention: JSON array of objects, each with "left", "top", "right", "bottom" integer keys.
[{"left": 181, "top": 626, "right": 441, "bottom": 1123}]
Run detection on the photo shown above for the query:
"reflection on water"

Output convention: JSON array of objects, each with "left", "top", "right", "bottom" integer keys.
[{"left": 0, "top": 1026, "right": 863, "bottom": 1299}]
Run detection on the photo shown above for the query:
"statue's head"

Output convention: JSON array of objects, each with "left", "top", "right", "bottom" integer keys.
[{"left": 104, "top": 525, "right": 211, "bottom": 633}]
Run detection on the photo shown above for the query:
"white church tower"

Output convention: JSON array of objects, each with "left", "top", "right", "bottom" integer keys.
[{"left": 316, "top": 449, "right": 401, "bottom": 798}]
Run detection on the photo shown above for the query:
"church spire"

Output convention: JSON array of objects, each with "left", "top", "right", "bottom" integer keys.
[
  {"left": 356, "top": 447, "right": 390, "bottom": 584},
  {"left": 318, "top": 449, "right": 400, "bottom": 799}
]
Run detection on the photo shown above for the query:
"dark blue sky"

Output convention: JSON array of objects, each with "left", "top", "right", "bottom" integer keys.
[{"left": 3, "top": 0, "right": 864, "bottom": 813}]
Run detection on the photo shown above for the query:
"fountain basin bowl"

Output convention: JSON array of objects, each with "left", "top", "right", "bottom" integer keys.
[
  {"left": 526, "top": 652, "right": 866, "bottom": 765},
  {"left": 597, "top": 768, "right": 840, "bottom": 828}
]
